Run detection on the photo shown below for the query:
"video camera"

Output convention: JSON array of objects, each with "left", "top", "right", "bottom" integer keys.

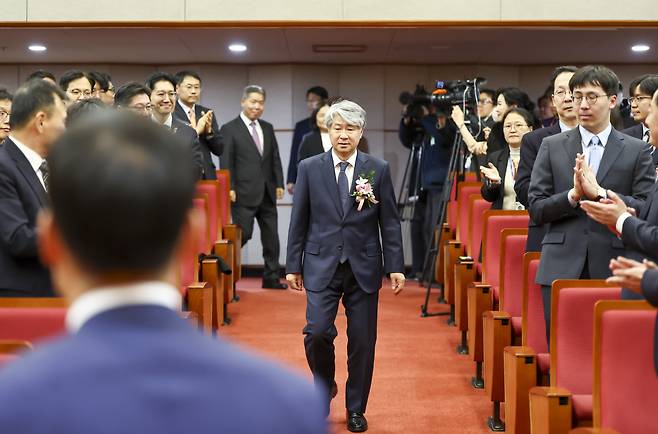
[{"left": 399, "top": 78, "right": 486, "bottom": 118}]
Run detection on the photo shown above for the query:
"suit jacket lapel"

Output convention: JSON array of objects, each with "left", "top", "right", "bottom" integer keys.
[
  {"left": 235, "top": 117, "right": 263, "bottom": 158},
  {"left": 596, "top": 130, "right": 624, "bottom": 184},
  {"left": 561, "top": 129, "right": 582, "bottom": 169},
  {"left": 5, "top": 140, "right": 48, "bottom": 206},
  {"left": 321, "top": 152, "right": 343, "bottom": 218}
]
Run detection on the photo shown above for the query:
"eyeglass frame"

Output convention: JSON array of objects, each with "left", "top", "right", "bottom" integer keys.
[
  {"left": 629, "top": 96, "right": 653, "bottom": 105},
  {"left": 68, "top": 88, "right": 92, "bottom": 98},
  {"left": 552, "top": 89, "right": 573, "bottom": 100},
  {"left": 572, "top": 92, "right": 613, "bottom": 105}
]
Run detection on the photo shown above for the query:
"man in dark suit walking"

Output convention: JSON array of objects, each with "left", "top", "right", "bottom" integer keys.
[
  {"left": 0, "top": 112, "right": 328, "bottom": 434},
  {"left": 146, "top": 72, "right": 204, "bottom": 180},
  {"left": 220, "top": 85, "right": 286, "bottom": 289},
  {"left": 286, "top": 100, "right": 405, "bottom": 432},
  {"left": 515, "top": 66, "right": 578, "bottom": 252},
  {"left": 0, "top": 80, "right": 67, "bottom": 297},
  {"left": 174, "top": 70, "right": 223, "bottom": 180},
  {"left": 528, "top": 65, "right": 655, "bottom": 335}
]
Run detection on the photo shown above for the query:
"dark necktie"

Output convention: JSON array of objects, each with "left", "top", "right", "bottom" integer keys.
[
  {"left": 338, "top": 161, "right": 350, "bottom": 217},
  {"left": 644, "top": 130, "right": 651, "bottom": 143},
  {"left": 39, "top": 161, "right": 49, "bottom": 192}
]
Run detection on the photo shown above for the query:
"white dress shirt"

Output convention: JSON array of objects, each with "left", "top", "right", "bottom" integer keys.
[
  {"left": 331, "top": 149, "right": 358, "bottom": 187},
  {"left": 177, "top": 99, "right": 195, "bottom": 123},
  {"left": 568, "top": 124, "right": 613, "bottom": 206},
  {"left": 320, "top": 132, "right": 332, "bottom": 152},
  {"left": 558, "top": 120, "right": 573, "bottom": 133},
  {"left": 9, "top": 135, "right": 47, "bottom": 190},
  {"left": 152, "top": 113, "right": 174, "bottom": 129},
  {"left": 66, "top": 281, "right": 182, "bottom": 333},
  {"left": 240, "top": 112, "right": 264, "bottom": 149}
]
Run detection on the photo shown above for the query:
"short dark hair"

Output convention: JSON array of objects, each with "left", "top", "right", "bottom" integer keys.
[
  {"left": 0, "top": 88, "right": 13, "bottom": 102},
  {"left": 630, "top": 74, "right": 658, "bottom": 97},
  {"left": 309, "top": 103, "right": 329, "bottom": 131},
  {"left": 502, "top": 107, "right": 535, "bottom": 131},
  {"left": 175, "top": 70, "right": 202, "bottom": 86},
  {"left": 59, "top": 70, "right": 93, "bottom": 92},
  {"left": 145, "top": 72, "right": 176, "bottom": 93},
  {"left": 306, "top": 86, "right": 328, "bottom": 100},
  {"left": 9, "top": 80, "right": 66, "bottom": 130},
  {"left": 65, "top": 98, "right": 107, "bottom": 127},
  {"left": 26, "top": 69, "right": 56, "bottom": 83},
  {"left": 479, "top": 88, "right": 496, "bottom": 101},
  {"left": 550, "top": 66, "right": 578, "bottom": 90},
  {"left": 496, "top": 87, "right": 535, "bottom": 112},
  {"left": 569, "top": 65, "right": 621, "bottom": 96},
  {"left": 87, "top": 71, "right": 111, "bottom": 92},
  {"left": 49, "top": 111, "right": 197, "bottom": 275},
  {"left": 114, "top": 82, "right": 151, "bottom": 107}
]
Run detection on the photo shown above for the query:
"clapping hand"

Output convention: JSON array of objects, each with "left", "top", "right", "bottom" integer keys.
[
  {"left": 580, "top": 190, "right": 628, "bottom": 227},
  {"left": 479, "top": 163, "right": 501, "bottom": 184},
  {"left": 606, "top": 256, "right": 657, "bottom": 294}
]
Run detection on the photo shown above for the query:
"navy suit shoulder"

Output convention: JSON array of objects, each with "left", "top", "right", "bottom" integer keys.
[
  {"left": 622, "top": 123, "right": 644, "bottom": 140},
  {"left": 288, "top": 117, "right": 312, "bottom": 183},
  {"left": 0, "top": 306, "right": 327, "bottom": 434}
]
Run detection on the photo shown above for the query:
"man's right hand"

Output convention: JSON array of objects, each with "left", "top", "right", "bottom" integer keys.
[
  {"left": 571, "top": 154, "right": 585, "bottom": 201},
  {"left": 286, "top": 273, "right": 304, "bottom": 291},
  {"left": 229, "top": 190, "right": 236, "bottom": 202}
]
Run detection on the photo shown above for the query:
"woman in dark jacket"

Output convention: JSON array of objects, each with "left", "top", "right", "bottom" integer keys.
[{"left": 480, "top": 108, "right": 534, "bottom": 210}]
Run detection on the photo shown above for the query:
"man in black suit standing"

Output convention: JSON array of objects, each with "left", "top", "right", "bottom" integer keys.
[
  {"left": 515, "top": 66, "right": 578, "bottom": 252},
  {"left": 622, "top": 75, "right": 658, "bottom": 142},
  {"left": 146, "top": 72, "right": 204, "bottom": 180},
  {"left": 220, "top": 85, "right": 286, "bottom": 289},
  {"left": 0, "top": 80, "right": 67, "bottom": 296},
  {"left": 528, "top": 65, "right": 655, "bottom": 335},
  {"left": 0, "top": 89, "right": 12, "bottom": 142},
  {"left": 174, "top": 70, "right": 223, "bottom": 180}
]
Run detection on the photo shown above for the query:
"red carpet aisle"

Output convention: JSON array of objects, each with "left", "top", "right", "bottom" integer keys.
[{"left": 220, "top": 278, "right": 491, "bottom": 434}]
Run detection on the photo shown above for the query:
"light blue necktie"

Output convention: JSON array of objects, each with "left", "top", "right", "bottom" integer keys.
[{"left": 587, "top": 135, "right": 603, "bottom": 176}]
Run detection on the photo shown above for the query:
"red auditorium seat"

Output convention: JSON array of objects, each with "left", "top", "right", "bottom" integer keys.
[
  {"left": 443, "top": 181, "right": 482, "bottom": 310},
  {"left": 216, "top": 169, "right": 243, "bottom": 282},
  {"left": 0, "top": 308, "right": 66, "bottom": 343},
  {"left": 481, "top": 228, "right": 528, "bottom": 430},
  {"left": 454, "top": 196, "right": 490, "bottom": 353},
  {"left": 592, "top": 300, "right": 658, "bottom": 434},
  {"left": 529, "top": 280, "right": 622, "bottom": 432},
  {"left": 466, "top": 211, "right": 529, "bottom": 390},
  {"left": 178, "top": 220, "right": 213, "bottom": 332},
  {"left": 503, "top": 252, "right": 544, "bottom": 434}
]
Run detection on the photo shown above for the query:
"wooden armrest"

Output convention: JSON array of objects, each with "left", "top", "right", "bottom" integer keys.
[
  {"left": 468, "top": 283, "right": 492, "bottom": 363},
  {"left": 0, "top": 340, "right": 32, "bottom": 353},
  {"left": 214, "top": 240, "right": 235, "bottom": 303},
  {"left": 222, "top": 224, "right": 242, "bottom": 281},
  {"left": 485, "top": 310, "right": 511, "bottom": 321},
  {"left": 529, "top": 386, "right": 572, "bottom": 434},
  {"left": 504, "top": 346, "right": 538, "bottom": 434},
  {"left": 569, "top": 429, "right": 619, "bottom": 434},
  {"left": 201, "top": 258, "right": 225, "bottom": 330},
  {"left": 186, "top": 281, "right": 213, "bottom": 334},
  {"left": 483, "top": 309, "right": 512, "bottom": 403}
]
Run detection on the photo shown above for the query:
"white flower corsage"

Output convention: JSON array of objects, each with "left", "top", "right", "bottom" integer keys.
[{"left": 352, "top": 170, "right": 379, "bottom": 211}]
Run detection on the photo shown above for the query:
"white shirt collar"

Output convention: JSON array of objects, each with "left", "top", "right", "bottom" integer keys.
[
  {"left": 152, "top": 114, "right": 174, "bottom": 129},
  {"left": 558, "top": 120, "right": 574, "bottom": 133},
  {"left": 240, "top": 112, "right": 258, "bottom": 128},
  {"left": 177, "top": 99, "right": 194, "bottom": 116},
  {"left": 579, "top": 123, "right": 613, "bottom": 148},
  {"left": 9, "top": 135, "right": 44, "bottom": 173},
  {"left": 320, "top": 132, "right": 332, "bottom": 152},
  {"left": 642, "top": 123, "right": 650, "bottom": 137},
  {"left": 332, "top": 148, "right": 358, "bottom": 168},
  {"left": 66, "top": 281, "right": 182, "bottom": 333}
]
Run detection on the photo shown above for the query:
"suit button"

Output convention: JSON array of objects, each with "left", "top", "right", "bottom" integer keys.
[{"left": 338, "top": 246, "right": 343, "bottom": 250}]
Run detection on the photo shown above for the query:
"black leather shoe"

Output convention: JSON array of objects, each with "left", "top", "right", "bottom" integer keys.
[
  {"left": 347, "top": 412, "right": 367, "bottom": 432},
  {"left": 262, "top": 280, "right": 288, "bottom": 289}
]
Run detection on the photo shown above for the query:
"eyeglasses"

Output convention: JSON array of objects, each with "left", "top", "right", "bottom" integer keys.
[
  {"left": 154, "top": 91, "right": 176, "bottom": 99},
  {"left": 552, "top": 90, "right": 573, "bottom": 100},
  {"left": 629, "top": 96, "right": 652, "bottom": 104},
  {"left": 128, "top": 104, "right": 153, "bottom": 113},
  {"left": 503, "top": 122, "right": 530, "bottom": 131},
  {"left": 477, "top": 99, "right": 493, "bottom": 105},
  {"left": 182, "top": 85, "right": 200, "bottom": 91},
  {"left": 573, "top": 93, "right": 611, "bottom": 105},
  {"left": 69, "top": 89, "right": 92, "bottom": 98},
  {"left": 0, "top": 109, "right": 10, "bottom": 121}
]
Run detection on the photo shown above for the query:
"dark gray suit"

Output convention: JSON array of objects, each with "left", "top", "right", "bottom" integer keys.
[
  {"left": 514, "top": 123, "right": 563, "bottom": 252},
  {"left": 286, "top": 150, "right": 403, "bottom": 413},
  {"left": 622, "top": 123, "right": 644, "bottom": 140},
  {"left": 173, "top": 102, "right": 223, "bottom": 180},
  {"left": 528, "top": 127, "right": 655, "bottom": 332},
  {"left": 170, "top": 118, "right": 204, "bottom": 180},
  {"left": 220, "top": 116, "right": 284, "bottom": 283},
  {"left": 0, "top": 139, "right": 53, "bottom": 296},
  {"left": 481, "top": 146, "right": 512, "bottom": 210}
]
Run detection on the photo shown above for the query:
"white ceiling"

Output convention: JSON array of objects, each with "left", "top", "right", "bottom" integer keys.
[{"left": 0, "top": 27, "right": 657, "bottom": 65}]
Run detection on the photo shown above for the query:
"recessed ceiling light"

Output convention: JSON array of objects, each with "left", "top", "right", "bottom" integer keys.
[
  {"left": 631, "top": 44, "right": 650, "bottom": 53},
  {"left": 228, "top": 43, "right": 247, "bottom": 53},
  {"left": 28, "top": 44, "right": 47, "bottom": 52}
]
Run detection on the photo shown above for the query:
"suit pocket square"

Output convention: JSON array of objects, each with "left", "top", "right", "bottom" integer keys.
[
  {"left": 304, "top": 241, "right": 320, "bottom": 255},
  {"left": 541, "top": 232, "right": 565, "bottom": 245}
]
